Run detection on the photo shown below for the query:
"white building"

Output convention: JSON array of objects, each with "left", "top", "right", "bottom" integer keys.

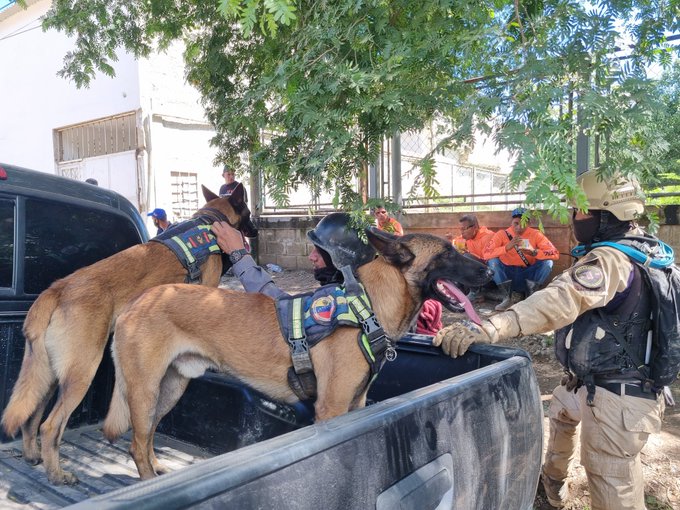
[{"left": 0, "top": 0, "right": 227, "bottom": 227}]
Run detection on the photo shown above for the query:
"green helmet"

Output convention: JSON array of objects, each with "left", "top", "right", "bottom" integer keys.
[{"left": 577, "top": 170, "right": 645, "bottom": 221}]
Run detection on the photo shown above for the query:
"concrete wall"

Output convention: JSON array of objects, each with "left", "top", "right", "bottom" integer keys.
[{"left": 254, "top": 208, "right": 680, "bottom": 278}]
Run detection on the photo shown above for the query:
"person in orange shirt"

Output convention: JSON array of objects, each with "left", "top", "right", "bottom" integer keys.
[
  {"left": 447, "top": 214, "right": 495, "bottom": 303},
  {"left": 373, "top": 206, "right": 404, "bottom": 236},
  {"left": 483, "top": 208, "right": 559, "bottom": 311}
]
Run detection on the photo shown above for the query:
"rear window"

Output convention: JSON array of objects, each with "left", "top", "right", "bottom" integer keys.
[
  {"left": 23, "top": 198, "right": 141, "bottom": 294},
  {"left": 0, "top": 199, "right": 14, "bottom": 288}
]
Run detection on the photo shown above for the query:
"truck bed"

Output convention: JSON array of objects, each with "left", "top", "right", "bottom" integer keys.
[{"left": 0, "top": 425, "right": 211, "bottom": 509}]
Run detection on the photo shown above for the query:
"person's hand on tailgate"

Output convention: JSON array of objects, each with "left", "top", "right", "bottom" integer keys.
[{"left": 433, "top": 320, "right": 492, "bottom": 357}]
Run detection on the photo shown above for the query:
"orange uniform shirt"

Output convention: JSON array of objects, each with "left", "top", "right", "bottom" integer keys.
[
  {"left": 483, "top": 226, "right": 559, "bottom": 267},
  {"left": 453, "top": 226, "right": 495, "bottom": 260},
  {"left": 377, "top": 217, "right": 404, "bottom": 236}
]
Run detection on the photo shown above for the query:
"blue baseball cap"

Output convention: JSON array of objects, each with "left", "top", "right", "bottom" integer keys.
[
  {"left": 147, "top": 208, "right": 167, "bottom": 221},
  {"left": 511, "top": 207, "right": 526, "bottom": 218}
]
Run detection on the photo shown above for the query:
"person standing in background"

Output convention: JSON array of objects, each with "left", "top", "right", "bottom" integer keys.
[
  {"left": 220, "top": 166, "right": 248, "bottom": 204},
  {"left": 147, "top": 208, "right": 172, "bottom": 235}
]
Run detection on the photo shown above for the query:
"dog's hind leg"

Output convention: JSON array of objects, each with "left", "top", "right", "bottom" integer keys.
[
  {"left": 21, "top": 382, "right": 57, "bottom": 465},
  {"left": 40, "top": 323, "right": 111, "bottom": 485},
  {"left": 148, "top": 366, "right": 191, "bottom": 476}
]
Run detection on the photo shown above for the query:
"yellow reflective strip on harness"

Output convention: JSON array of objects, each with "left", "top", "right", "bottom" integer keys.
[
  {"left": 291, "top": 297, "right": 304, "bottom": 339},
  {"left": 171, "top": 235, "right": 196, "bottom": 264},
  {"left": 346, "top": 294, "right": 376, "bottom": 363}
]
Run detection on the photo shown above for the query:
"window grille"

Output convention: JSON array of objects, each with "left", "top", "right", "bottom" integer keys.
[
  {"left": 55, "top": 113, "right": 136, "bottom": 162},
  {"left": 171, "top": 171, "right": 199, "bottom": 221}
]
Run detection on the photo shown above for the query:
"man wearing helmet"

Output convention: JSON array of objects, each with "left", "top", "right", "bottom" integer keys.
[
  {"left": 433, "top": 170, "right": 666, "bottom": 509},
  {"left": 211, "top": 212, "right": 375, "bottom": 299}
]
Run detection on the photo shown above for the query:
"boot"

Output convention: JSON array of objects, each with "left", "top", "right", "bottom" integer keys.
[
  {"left": 466, "top": 288, "right": 484, "bottom": 304},
  {"left": 540, "top": 468, "right": 569, "bottom": 508},
  {"left": 525, "top": 279, "right": 539, "bottom": 297},
  {"left": 494, "top": 280, "right": 513, "bottom": 311}
]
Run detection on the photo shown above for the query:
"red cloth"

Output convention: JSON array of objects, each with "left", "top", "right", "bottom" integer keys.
[{"left": 416, "top": 299, "right": 443, "bottom": 335}]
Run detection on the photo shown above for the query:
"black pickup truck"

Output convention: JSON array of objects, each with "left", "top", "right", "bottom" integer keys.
[{"left": 0, "top": 164, "right": 543, "bottom": 509}]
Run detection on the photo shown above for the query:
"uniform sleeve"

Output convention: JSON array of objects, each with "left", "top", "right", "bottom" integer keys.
[
  {"left": 233, "top": 256, "right": 287, "bottom": 299},
  {"left": 483, "top": 230, "right": 509, "bottom": 260},
  {"left": 532, "top": 231, "right": 560, "bottom": 260},
  {"left": 508, "top": 248, "right": 633, "bottom": 335}
]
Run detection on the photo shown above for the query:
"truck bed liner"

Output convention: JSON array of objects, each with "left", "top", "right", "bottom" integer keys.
[{"left": 0, "top": 425, "right": 211, "bottom": 509}]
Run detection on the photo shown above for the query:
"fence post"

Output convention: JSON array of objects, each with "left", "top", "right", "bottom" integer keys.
[{"left": 391, "top": 132, "right": 402, "bottom": 207}]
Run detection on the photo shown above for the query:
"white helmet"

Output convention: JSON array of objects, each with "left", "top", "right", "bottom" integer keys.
[{"left": 577, "top": 170, "right": 645, "bottom": 221}]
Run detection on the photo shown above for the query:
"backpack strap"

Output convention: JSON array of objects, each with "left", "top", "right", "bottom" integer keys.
[{"left": 571, "top": 239, "right": 675, "bottom": 269}]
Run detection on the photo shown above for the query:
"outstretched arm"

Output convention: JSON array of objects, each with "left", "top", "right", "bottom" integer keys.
[{"left": 212, "top": 221, "right": 285, "bottom": 299}]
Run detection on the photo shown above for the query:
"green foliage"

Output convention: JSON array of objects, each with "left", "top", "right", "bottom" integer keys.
[{"left": 42, "top": 0, "right": 680, "bottom": 213}]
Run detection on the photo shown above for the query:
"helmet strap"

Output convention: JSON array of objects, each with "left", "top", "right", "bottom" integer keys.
[{"left": 340, "top": 265, "right": 362, "bottom": 296}]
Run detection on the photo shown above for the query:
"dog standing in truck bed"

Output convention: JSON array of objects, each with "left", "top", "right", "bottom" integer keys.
[
  {"left": 103, "top": 228, "right": 493, "bottom": 480},
  {"left": 1, "top": 184, "right": 257, "bottom": 485}
]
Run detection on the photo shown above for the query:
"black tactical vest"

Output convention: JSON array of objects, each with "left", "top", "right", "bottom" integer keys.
[{"left": 555, "top": 261, "right": 652, "bottom": 380}]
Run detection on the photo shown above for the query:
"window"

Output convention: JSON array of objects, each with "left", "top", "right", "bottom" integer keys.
[
  {"left": 0, "top": 199, "right": 14, "bottom": 288},
  {"left": 55, "top": 112, "right": 137, "bottom": 162},
  {"left": 23, "top": 199, "right": 141, "bottom": 294},
  {"left": 171, "top": 171, "right": 199, "bottom": 221}
]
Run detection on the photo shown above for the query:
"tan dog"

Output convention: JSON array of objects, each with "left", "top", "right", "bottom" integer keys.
[
  {"left": 1, "top": 185, "right": 257, "bottom": 485},
  {"left": 103, "top": 229, "right": 493, "bottom": 480}
]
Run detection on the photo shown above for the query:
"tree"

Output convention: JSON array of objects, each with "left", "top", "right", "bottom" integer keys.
[{"left": 43, "top": 0, "right": 680, "bottom": 216}]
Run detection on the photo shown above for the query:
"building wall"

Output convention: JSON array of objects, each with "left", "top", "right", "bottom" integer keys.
[{"left": 0, "top": 0, "right": 141, "bottom": 172}]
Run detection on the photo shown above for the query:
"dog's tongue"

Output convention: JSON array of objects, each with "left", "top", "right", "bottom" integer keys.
[{"left": 437, "top": 279, "right": 482, "bottom": 325}]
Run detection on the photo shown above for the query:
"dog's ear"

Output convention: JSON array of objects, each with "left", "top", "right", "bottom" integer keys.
[
  {"left": 366, "top": 227, "right": 415, "bottom": 267},
  {"left": 227, "top": 183, "right": 245, "bottom": 206},
  {"left": 202, "top": 185, "right": 219, "bottom": 203}
]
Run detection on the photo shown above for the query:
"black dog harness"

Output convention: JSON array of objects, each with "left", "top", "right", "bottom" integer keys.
[
  {"left": 276, "top": 276, "right": 395, "bottom": 400},
  {"left": 150, "top": 207, "right": 229, "bottom": 282}
]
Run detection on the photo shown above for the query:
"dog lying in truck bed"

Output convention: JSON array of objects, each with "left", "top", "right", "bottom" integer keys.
[{"left": 103, "top": 228, "right": 493, "bottom": 480}]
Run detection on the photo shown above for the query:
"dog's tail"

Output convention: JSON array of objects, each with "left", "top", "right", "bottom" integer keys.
[
  {"left": 1, "top": 287, "right": 60, "bottom": 437},
  {"left": 102, "top": 342, "right": 130, "bottom": 442}
]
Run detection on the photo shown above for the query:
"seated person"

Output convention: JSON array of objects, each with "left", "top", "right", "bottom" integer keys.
[
  {"left": 482, "top": 208, "right": 559, "bottom": 311},
  {"left": 373, "top": 205, "right": 404, "bottom": 236},
  {"left": 447, "top": 214, "right": 495, "bottom": 303}
]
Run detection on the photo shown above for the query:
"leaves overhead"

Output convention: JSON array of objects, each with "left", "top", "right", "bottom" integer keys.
[{"left": 43, "top": 0, "right": 680, "bottom": 216}]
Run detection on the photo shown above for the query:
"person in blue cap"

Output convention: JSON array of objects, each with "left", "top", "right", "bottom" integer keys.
[
  {"left": 482, "top": 207, "right": 560, "bottom": 311},
  {"left": 147, "top": 208, "right": 172, "bottom": 235}
]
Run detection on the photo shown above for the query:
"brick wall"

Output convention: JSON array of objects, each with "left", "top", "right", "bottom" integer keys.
[{"left": 254, "top": 208, "right": 680, "bottom": 277}]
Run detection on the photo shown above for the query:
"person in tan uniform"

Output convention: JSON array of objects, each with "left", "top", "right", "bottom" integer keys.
[{"left": 434, "top": 170, "right": 667, "bottom": 510}]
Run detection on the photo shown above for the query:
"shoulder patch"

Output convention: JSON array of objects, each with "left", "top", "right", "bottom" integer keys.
[
  {"left": 310, "top": 295, "right": 336, "bottom": 324},
  {"left": 572, "top": 264, "right": 605, "bottom": 290}
]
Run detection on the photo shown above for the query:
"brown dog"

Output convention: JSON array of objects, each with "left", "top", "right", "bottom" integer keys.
[
  {"left": 103, "top": 229, "right": 492, "bottom": 480},
  {"left": 1, "top": 185, "right": 257, "bottom": 485}
]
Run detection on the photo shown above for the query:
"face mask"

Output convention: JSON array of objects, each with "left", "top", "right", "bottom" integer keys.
[
  {"left": 572, "top": 212, "right": 600, "bottom": 244},
  {"left": 314, "top": 267, "right": 343, "bottom": 285}
]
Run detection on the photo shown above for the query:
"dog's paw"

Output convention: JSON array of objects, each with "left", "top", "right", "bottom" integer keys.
[{"left": 48, "top": 469, "right": 79, "bottom": 486}]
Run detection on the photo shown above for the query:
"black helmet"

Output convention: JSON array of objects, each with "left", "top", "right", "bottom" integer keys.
[{"left": 307, "top": 213, "right": 376, "bottom": 269}]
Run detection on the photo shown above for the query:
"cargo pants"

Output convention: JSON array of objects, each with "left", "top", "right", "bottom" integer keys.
[{"left": 543, "top": 384, "right": 664, "bottom": 510}]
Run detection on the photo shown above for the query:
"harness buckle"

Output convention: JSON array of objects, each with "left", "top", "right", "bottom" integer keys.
[{"left": 289, "top": 338, "right": 314, "bottom": 373}]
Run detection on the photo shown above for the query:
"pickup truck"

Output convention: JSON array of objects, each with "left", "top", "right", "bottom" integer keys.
[{"left": 0, "top": 164, "right": 543, "bottom": 509}]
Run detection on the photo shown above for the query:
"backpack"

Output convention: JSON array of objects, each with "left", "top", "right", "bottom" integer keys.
[{"left": 572, "top": 235, "right": 680, "bottom": 387}]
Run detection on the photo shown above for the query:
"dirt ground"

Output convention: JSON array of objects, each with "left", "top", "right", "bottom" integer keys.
[{"left": 220, "top": 269, "right": 680, "bottom": 510}]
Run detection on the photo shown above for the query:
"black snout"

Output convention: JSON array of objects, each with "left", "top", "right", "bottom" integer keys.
[{"left": 242, "top": 219, "right": 258, "bottom": 238}]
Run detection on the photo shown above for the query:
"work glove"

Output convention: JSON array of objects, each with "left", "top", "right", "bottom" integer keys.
[
  {"left": 433, "top": 312, "right": 522, "bottom": 358},
  {"left": 433, "top": 319, "right": 494, "bottom": 358}
]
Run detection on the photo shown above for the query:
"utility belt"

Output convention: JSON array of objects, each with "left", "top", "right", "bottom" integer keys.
[
  {"left": 561, "top": 372, "right": 662, "bottom": 404},
  {"left": 595, "top": 380, "right": 659, "bottom": 401}
]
